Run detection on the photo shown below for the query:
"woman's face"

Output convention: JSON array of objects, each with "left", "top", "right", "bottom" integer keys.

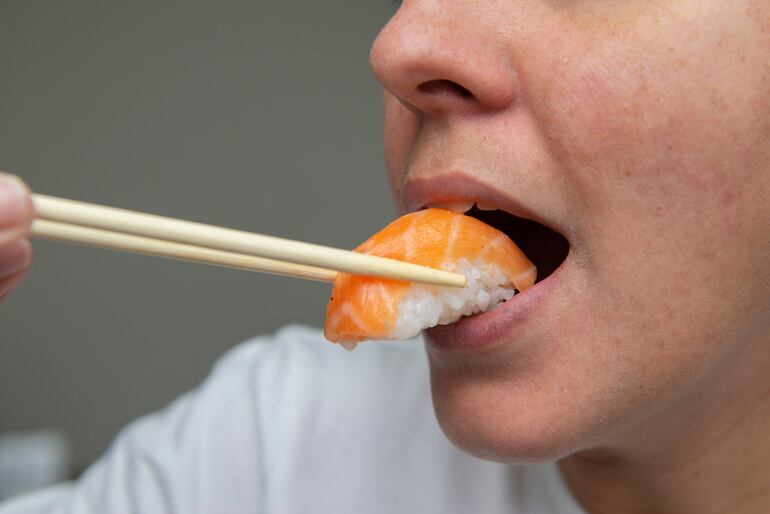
[{"left": 371, "top": 0, "right": 770, "bottom": 462}]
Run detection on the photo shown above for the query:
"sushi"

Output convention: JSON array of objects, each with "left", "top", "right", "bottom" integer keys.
[{"left": 324, "top": 208, "right": 536, "bottom": 348}]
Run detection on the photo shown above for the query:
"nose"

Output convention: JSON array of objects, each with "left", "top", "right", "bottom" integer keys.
[{"left": 370, "top": 3, "right": 519, "bottom": 116}]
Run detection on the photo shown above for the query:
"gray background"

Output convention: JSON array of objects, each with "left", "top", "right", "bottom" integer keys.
[{"left": 0, "top": 1, "right": 396, "bottom": 474}]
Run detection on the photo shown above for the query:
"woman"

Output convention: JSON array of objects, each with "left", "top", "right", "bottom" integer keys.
[{"left": 2, "top": 1, "right": 769, "bottom": 512}]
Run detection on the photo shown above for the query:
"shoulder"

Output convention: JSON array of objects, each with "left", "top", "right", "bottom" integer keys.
[
  {"left": 216, "top": 323, "right": 427, "bottom": 372},
  {"left": 220, "top": 323, "right": 432, "bottom": 430},
  {"left": 202, "top": 323, "right": 437, "bottom": 462},
  {"left": 209, "top": 324, "right": 430, "bottom": 408}
]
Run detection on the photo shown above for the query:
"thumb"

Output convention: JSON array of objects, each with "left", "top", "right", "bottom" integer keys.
[{"left": 0, "top": 172, "right": 34, "bottom": 243}]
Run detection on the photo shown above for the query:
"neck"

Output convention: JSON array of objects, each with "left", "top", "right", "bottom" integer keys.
[{"left": 559, "top": 338, "right": 770, "bottom": 514}]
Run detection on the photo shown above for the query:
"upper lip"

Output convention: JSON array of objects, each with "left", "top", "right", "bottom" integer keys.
[{"left": 401, "top": 171, "right": 562, "bottom": 235}]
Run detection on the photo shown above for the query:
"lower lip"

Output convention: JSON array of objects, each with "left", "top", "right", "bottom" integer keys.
[{"left": 425, "top": 260, "right": 563, "bottom": 352}]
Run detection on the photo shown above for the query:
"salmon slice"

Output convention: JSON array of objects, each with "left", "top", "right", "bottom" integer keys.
[{"left": 324, "top": 208, "right": 536, "bottom": 344}]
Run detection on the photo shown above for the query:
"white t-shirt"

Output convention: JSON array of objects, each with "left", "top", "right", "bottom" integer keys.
[{"left": 1, "top": 325, "right": 584, "bottom": 514}]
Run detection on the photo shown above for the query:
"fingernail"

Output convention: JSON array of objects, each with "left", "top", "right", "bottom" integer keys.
[
  {"left": 0, "top": 173, "right": 30, "bottom": 229},
  {"left": 0, "top": 239, "right": 32, "bottom": 278}
]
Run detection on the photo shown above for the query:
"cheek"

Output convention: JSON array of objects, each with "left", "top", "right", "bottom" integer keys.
[
  {"left": 383, "top": 92, "right": 420, "bottom": 209},
  {"left": 533, "top": 3, "right": 767, "bottom": 198},
  {"left": 531, "top": 3, "right": 770, "bottom": 313}
]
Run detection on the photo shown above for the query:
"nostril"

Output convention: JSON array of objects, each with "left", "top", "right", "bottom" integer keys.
[{"left": 418, "top": 79, "right": 473, "bottom": 99}]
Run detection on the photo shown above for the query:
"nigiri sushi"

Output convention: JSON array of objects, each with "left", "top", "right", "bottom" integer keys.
[{"left": 324, "top": 208, "right": 536, "bottom": 347}]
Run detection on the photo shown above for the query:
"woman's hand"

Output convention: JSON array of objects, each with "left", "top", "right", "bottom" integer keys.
[{"left": 0, "top": 172, "right": 34, "bottom": 301}]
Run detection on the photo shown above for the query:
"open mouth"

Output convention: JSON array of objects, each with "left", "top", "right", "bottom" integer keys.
[
  {"left": 422, "top": 202, "right": 570, "bottom": 349},
  {"left": 404, "top": 174, "right": 571, "bottom": 349}
]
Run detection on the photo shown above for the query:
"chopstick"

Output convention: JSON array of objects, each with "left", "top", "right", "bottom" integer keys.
[
  {"left": 30, "top": 219, "right": 337, "bottom": 283},
  {"left": 30, "top": 194, "right": 467, "bottom": 288}
]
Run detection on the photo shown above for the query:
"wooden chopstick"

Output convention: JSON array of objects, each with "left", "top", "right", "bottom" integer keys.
[
  {"left": 30, "top": 219, "right": 337, "bottom": 282},
  {"left": 31, "top": 194, "right": 467, "bottom": 288}
]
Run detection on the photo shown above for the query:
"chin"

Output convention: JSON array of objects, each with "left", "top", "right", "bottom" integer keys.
[{"left": 427, "top": 363, "right": 605, "bottom": 464}]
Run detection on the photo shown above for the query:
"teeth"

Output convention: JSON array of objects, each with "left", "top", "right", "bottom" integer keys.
[
  {"left": 339, "top": 342, "right": 358, "bottom": 351},
  {"left": 486, "top": 301, "right": 505, "bottom": 312},
  {"left": 430, "top": 202, "right": 474, "bottom": 214},
  {"left": 476, "top": 202, "right": 497, "bottom": 211}
]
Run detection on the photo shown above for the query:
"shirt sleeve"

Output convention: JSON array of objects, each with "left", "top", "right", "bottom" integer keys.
[{"left": 0, "top": 332, "right": 280, "bottom": 514}]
